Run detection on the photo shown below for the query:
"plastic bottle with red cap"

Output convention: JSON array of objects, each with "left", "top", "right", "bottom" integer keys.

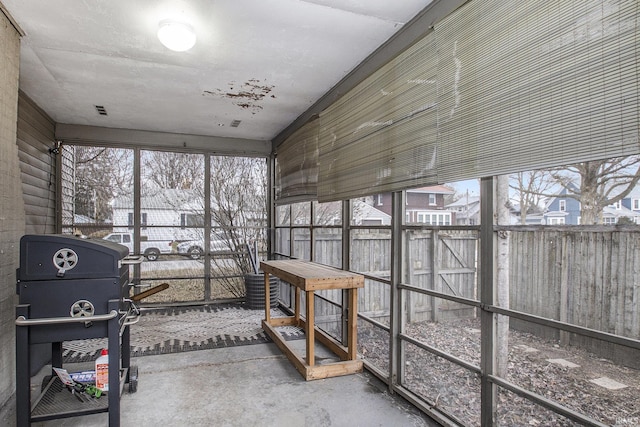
[{"left": 95, "top": 348, "right": 109, "bottom": 392}]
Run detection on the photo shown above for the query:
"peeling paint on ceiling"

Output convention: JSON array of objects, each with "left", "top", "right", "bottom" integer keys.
[{"left": 204, "top": 79, "right": 276, "bottom": 114}]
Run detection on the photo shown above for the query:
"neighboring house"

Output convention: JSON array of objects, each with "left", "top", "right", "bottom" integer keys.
[
  {"left": 447, "top": 194, "right": 534, "bottom": 225},
  {"left": 373, "top": 185, "right": 455, "bottom": 225},
  {"left": 446, "top": 194, "right": 480, "bottom": 225},
  {"left": 287, "top": 199, "right": 388, "bottom": 226},
  {"left": 544, "top": 191, "right": 575, "bottom": 225},
  {"left": 111, "top": 189, "right": 204, "bottom": 241},
  {"left": 600, "top": 203, "right": 640, "bottom": 225},
  {"left": 522, "top": 214, "right": 545, "bottom": 225},
  {"left": 621, "top": 187, "right": 640, "bottom": 214},
  {"left": 73, "top": 214, "right": 102, "bottom": 224},
  {"left": 544, "top": 184, "right": 640, "bottom": 225},
  {"left": 543, "top": 185, "right": 581, "bottom": 225},
  {"left": 501, "top": 203, "right": 543, "bottom": 225},
  {"left": 111, "top": 188, "right": 268, "bottom": 243},
  {"left": 353, "top": 200, "right": 391, "bottom": 226}
]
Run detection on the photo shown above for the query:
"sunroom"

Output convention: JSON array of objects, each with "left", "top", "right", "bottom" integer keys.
[{"left": 1, "top": 1, "right": 639, "bottom": 426}]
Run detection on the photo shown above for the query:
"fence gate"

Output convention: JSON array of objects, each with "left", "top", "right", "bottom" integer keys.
[{"left": 406, "top": 229, "right": 478, "bottom": 322}]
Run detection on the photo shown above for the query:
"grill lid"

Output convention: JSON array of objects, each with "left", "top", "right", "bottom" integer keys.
[{"left": 18, "top": 234, "right": 129, "bottom": 282}]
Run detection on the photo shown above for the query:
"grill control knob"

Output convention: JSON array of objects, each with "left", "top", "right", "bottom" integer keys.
[
  {"left": 53, "top": 248, "right": 78, "bottom": 277},
  {"left": 70, "top": 300, "right": 95, "bottom": 318}
]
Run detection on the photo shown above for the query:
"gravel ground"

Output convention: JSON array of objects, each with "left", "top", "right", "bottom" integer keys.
[{"left": 357, "top": 318, "right": 640, "bottom": 426}]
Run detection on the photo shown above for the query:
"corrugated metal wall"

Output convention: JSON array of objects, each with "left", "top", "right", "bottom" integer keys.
[{"left": 16, "top": 90, "right": 56, "bottom": 234}]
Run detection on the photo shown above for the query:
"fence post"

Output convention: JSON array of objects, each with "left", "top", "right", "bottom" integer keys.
[
  {"left": 560, "top": 234, "right": 569, "bottom": 345},
  {"left": 432, "top": 228, "right": 441, "bottom": 322},
  {"left": 390, "top": 191, "right": 405, "bottom": 390},
  {"left": 406, "top": 233, "right": 415, "bottom": 323},
  {"left": 480, "top": 176, "right": 497, "bottom": 426}
]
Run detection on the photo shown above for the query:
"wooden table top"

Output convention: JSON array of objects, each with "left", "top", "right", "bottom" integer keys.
[{"left": 260, "top": 260, "right": 364, "bottom": 291}]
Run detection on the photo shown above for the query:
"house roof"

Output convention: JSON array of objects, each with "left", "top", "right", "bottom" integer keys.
[
  {"left": 544, "top": 211, "right": 569, "bottom": 218},
  {"left": 353, "top": 200, "right": 391, "bottom": 223},
  {"left": 111, "top": 189, "right": 196, "bottom": 209},
  {"left": 408, "top": 185, "right": 455, "bottom": 195},
  {"left": 602, "top": 205, "right": 640, "bottom": 218},
  {"left": 621, "top": 186, "right": 640, "bottom": 199},
  {"left": 445, "top": 195, "right": 480, "bottom": 208}
]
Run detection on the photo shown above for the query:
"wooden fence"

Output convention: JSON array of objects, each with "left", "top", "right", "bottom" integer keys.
[
  {"left": 281, "top": 227, "right": 640, "bottom": 367},
  {"left": 284, "top": 230, "right": 478, "bottom": 327},
  {"left": 510, "top": 229, "right": 640, "bottom": 367}
]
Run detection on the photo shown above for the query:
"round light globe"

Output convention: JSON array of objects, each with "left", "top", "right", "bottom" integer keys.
[{"left": 157, "top": 20, "right": 196, "bottom": 52}]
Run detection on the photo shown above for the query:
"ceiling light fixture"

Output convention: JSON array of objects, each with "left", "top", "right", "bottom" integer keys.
[{"left": 157, "top": 20, "right": 196, "bottom": 52}]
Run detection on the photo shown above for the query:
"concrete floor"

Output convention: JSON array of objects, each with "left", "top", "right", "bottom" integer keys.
[{"left": 29, "top": 340, "right": 440, "bottom": 427}]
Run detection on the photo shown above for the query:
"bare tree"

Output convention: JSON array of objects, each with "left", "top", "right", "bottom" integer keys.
[
  {"left": 210, "top": 156, "right": 267, "bottom": 273},
  {"left": 142, "top": 151, "right": 204, "bottom": 191},
  {"left": 509, "top": 171, "right": 556, "bottom": 224},
  {"left": 74, "top": 147, "right": 133, "bottom": 222},
  {"left": 549, "top": 157, "right": 640, "bottom": 224},
  {"left": 290, "top": 202, "right": 312, "bottom": 225},
  {"left": 508, "top": 156, "right": 640, "bottom": 225},
  {"left": 496, "top": 175, "right": 510, "bottom": 378},
  {"left": 314, "top": 201, "right": 342, "bottom": 225}
]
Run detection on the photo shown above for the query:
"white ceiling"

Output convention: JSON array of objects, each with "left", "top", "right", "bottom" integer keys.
[{"left": 3, "top": 0, "right": 435, "bottom": 144}]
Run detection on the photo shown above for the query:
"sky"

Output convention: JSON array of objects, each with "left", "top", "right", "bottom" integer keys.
[{"left": 447, "top": 179, "right": 480, "bottom": 197}]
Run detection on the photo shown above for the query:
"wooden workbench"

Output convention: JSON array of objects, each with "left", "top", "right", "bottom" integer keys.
[{"left": 260, "top": 260, "right": 364, "bottom": 381}]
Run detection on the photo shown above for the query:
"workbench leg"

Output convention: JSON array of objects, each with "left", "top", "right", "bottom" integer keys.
[
  {"left": 264, "top": 272, "right": 271, "bottom": 323},
  {"left": 294, "top": 287, "right": 300, "bottom": 323},
  {"left": 306, "top": 290, "right": 315, "bottom": 367},
  {"left": 348, "top": 288, "right": 358, "bottom": 360}
]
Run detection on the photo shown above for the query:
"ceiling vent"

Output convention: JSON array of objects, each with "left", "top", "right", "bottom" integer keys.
[
  {"left": 95, "top": 105, "right": 108, "bottom": 116},
  {"left": 230, "top": 119, "right": 241, "bottom": 128}
]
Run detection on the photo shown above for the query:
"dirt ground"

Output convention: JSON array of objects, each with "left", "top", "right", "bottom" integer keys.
[{"left": 358, "top": 318, "right": 640, "bottom": 426}]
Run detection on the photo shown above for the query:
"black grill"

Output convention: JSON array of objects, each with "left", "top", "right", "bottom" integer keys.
[
  {"left": 17, "top": 234, "right": 131, "bottom": 342},
  {"left": 15, "top": 234, "right": 138, "bottom": 427}
]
